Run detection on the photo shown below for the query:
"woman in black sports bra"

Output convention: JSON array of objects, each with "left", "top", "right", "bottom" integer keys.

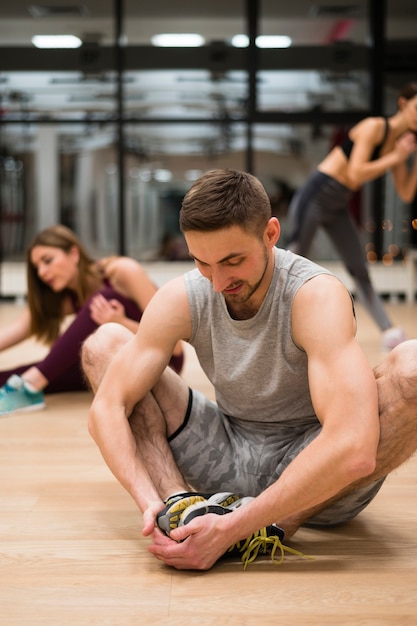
[{"left": 287, "top": 82, "right": 417, "bottom": 350}]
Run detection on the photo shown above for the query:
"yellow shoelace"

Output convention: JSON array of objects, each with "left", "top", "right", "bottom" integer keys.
[{"left": 229, "top": 527, "right": 314, "bottom": 570}]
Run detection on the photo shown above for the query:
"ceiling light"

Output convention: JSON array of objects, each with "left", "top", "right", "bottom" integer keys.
[
  {"left": 256, "top": 35, "right": 292, "bottom": 48},
  {"left": 151, "top": 33, "right": 205, "bottom": 47},
  {"left": 231, "top": 34, "right": 292, "bottom": 48},
  {"left": 153, "top": 169, "right": 172, "bottom": 182},
  {"left": 31, "top": 35, "right": 82, "bottom": 49},
  {"left": 231, "top": 34, "right": 249, "bottom": 48}
]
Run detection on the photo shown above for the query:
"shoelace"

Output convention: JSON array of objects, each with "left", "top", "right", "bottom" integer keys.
[{"left": 229, "top": 527, "right": 314, "bottom": 570}]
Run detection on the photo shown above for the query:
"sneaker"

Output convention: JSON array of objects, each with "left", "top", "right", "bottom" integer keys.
[
  {"left": 0, "top": 375, "right": 45, "bottom": 416},
  {"left": 156, "top": 492, "right": 210, "bottom": 536},
  {"left": 157, "top": 491, "right": 240, "bottom": 536},
  {"left": 209, "top": 492, "right": 241, "bottom": 508},
  {"left": 226, "top": 495, "right": 255, "bottom": 510},
  {"left": 381, "top": 327, "right": 407, "bottom": 351},
  {"left": 179, "top": 492, "right": 241, "bottom": 527}
]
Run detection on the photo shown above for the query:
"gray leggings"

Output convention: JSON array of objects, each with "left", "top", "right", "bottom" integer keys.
[{"left": 286, "top": 171, "right": 392, "bottom": 331}]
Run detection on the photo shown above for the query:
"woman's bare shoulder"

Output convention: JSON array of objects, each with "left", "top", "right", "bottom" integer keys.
[{"left": 351, "top": 116, "right": 386, "bottom": 140}]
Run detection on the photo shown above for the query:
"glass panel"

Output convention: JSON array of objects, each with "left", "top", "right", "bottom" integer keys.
[
  {"left": 257, "top": 69, "right": 369, "bottom": 114},
  {"left": 124, "top": 69, "right": 247, "bottom": 123},
  {"left": 0, "top": 2, "right": 114, "bottom": 46},
  {"left": 1, "top": 1, "right": 414, "bottom": 267},
  {"left": 0, "top": 71, "right": 117, "bottom": 122},
  {"left": 122, "top": 0, "right": 247, "bottom": 259},
  {"left": 125, "top": 0, "right": 245, "bottom": 46},
  {"left": 257, "top": 2, "right": 370, "bottom": 115},
  {"left": 260, "top": 1, "right": 368, "bottom": 46},
  {"left": 387, "top": 0, "right": 417, "bottom": 42},
  {"left": 0, "top": 148, "right": 27, "bottom": 260},
  {"left": 0, "top": 121, "right": 121, "bottom": 260},
  {"left": 123, "top": 121, "right": 247, "bottom": 259},
  {"left": 0, "top": 116, "right": 249, "bottom": 262}
]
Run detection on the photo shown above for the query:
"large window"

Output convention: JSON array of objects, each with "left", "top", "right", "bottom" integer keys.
[{"left": 0, "top": 1, "right": 416, "bottom": 264}]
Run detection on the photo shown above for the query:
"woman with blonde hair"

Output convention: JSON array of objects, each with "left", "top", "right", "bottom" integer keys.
[{"left": 0, "top": 224, "right": 184, "bottom": 415}]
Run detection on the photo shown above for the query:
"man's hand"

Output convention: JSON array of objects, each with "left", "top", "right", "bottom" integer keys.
[
  {"left": 141, "top": 499, "right": 167, "bottom": 537},
  {"left": 147, "top": 514, "right": 232, "bottom": 571}
]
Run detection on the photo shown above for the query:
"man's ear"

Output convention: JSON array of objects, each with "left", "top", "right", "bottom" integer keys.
[{"left": 264, "top": 217, "right": 281, "bottom": 247}]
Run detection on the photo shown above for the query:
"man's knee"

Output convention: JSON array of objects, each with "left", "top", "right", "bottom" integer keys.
[
  {"left": 81, "top": 323, "right": 132, "bottom": 377},
  {"left": 378, "top": 339, "right": 417, "bottom": 404}
]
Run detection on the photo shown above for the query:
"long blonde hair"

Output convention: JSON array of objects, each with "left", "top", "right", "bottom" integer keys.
[{"left": 26, "top": 225, "right": 99, "bottom": 344}]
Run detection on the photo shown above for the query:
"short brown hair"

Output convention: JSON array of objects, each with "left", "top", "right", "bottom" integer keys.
[{"left": 179, "top": 169, "right": 271, "bottom": 239}]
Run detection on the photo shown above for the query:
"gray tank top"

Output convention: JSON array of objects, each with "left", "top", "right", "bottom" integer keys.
[{"left": 185, "top": 247, "right": 333, "bottom": 427}]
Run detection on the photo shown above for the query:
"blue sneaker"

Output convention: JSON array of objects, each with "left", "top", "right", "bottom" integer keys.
[{"left": 0, "top": 375, "right": 45, "bottom": 416}]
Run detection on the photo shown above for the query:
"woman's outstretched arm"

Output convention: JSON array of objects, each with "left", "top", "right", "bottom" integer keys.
[{"left": 0, "top": 307, "right": 31, "bottom": 352}]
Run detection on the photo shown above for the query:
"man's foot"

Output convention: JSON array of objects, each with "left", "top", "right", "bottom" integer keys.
[{"left": 0, "top": 375, "right": 45, "bottom": 416}]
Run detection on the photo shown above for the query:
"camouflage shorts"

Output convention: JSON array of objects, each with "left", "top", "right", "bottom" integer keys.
[{"left": 168, "top": 388, "right": 385, "bottom": 526}]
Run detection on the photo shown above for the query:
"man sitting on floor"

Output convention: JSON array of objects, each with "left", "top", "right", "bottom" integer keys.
[{"left": 82, "top": 168, "right": 417, "bottom": 570}]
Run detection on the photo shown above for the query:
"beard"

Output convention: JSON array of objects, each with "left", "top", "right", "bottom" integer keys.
[{"left": 223, "top": 247, "right": 270, "bottom": 319}]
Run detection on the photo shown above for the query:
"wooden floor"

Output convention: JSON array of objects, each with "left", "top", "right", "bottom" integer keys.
[{"left": 1, "top": 294, "right": 417, "bottom": 625}]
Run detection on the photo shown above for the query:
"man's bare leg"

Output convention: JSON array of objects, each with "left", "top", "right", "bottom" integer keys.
[
  {"left": 81, "top": 323, "right": 195, "bottom": 530},
  {"left": 279, "top": 340, "right": 417, "bottom": 538},
  {"left": 128, "top": 370, "right": 194, "bottom": 499}
]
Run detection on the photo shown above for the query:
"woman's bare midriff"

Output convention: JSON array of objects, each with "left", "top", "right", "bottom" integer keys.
[{"left": 317, "top": 147, "right": 359, "bottom": 191}]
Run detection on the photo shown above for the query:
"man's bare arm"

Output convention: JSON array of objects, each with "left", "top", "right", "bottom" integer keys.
[{"left": 86, "top": 276, "right": 191, "bottom": 511}]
